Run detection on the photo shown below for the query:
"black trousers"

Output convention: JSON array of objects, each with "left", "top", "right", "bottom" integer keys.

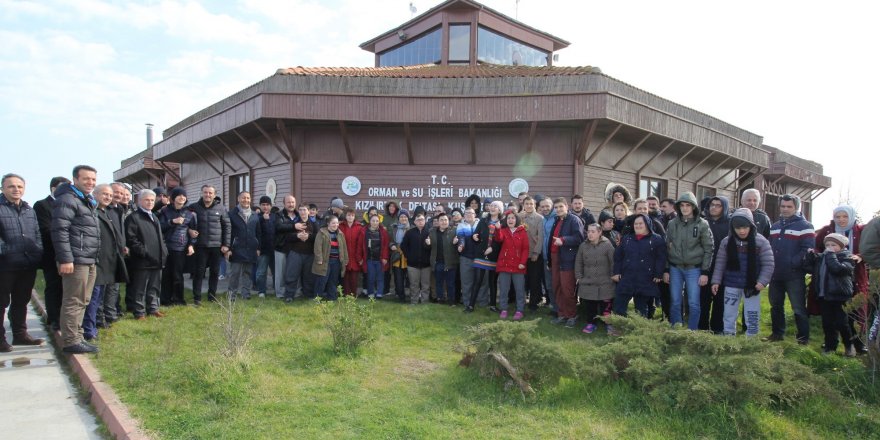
[
  {"left": 129, "top": 268, "right": 161, "bottom": 317},
  {"left": 42, "top": 263, "right": 63, "bottom": 326},
  {"left": 0, "top": 270, "right": 37, "bottom": 339},
  {"left": 526, "top": 256, "right": 544, "bottom": 310},
  {"left": 819, "top": 298, "right": 852, "bottom": 351},
  {"left": 699, "top": 283, "right": 725, "bottom": 333},
  {"left": 658, "top": 281, "right": 671, "bottom": 321},
  {"left": 392, "top": 267, "right": 408, "bottom": 300},
  {"left": 193, "top": 247, "right": 223, "bottom": 301},
  {"left": 162, "top": 250, "right": 188, "bottom": 305}
]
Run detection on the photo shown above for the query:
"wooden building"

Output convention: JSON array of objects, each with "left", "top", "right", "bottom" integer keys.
[{"left": 113, "top": 0, "right": 829, "bottom": 220}]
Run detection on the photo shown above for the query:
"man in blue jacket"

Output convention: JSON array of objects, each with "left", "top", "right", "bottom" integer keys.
[
  {"left": 0, "top": 173, "right": 44, "bottom": 352},
  {"left": 766, "top": 194, "right": 815, "bottom": 344},
  {"left": 547, "top": 197, "right": 584, "bottom": 327}
]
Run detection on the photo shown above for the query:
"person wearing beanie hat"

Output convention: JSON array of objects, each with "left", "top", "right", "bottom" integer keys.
[
  {"left": 598, "top": 210, "right": 620, "bottom": 248},
  {"left": 259, "top": 195, "right": 272, "bottom": 205},
  {"left": 766, "top": 193, "right": 815, "bottom": 344},
  {"left": 152, "top": 186, "right": 169, "bottom": 213},
  {"left": 803, "top": 229, "right": 857, "bottom": 356},
  {"left": 814, "top": 204, "right": 869, "bottom": 353},
  {"left": 170, "top": 187, "right": 187, "bottom": 201},
  {"left": 710, "top": 208, "right": 775, "bottom": 337},
  {"left": 158, "top": 186, "right": 196, "bottom": 306}
]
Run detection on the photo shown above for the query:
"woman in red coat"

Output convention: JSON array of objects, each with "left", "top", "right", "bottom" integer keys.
[
  {"left": 361, "top": 214, "right": 389, "bottom": 299},
  {"left": 491, "top": 210, "right": 530, "bottom": 320},
  {"left": 338, "top": 207, "right": 364, "bottom": 297},
  {"left": 812, "top": 205, "right": 870, "bottom": 353}
]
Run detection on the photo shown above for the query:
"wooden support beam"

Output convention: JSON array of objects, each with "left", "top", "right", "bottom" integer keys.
[
  {"left": 214, "top": 136, "right": 254, "bottom": 169},
  {"left": 252, "top": 121, "right": 290, "bottom": 162},
  {"left": 403, "top": 123, "right": 414, "bottom": 165},
  {"left": 200, "top": 141, "right": 236, "bottom": 172},
  {"left": 276, "top": 119, "right": 299, "bottom": 162},
  {"left": 770, "top": 175, "right": 785, "bottom": 187},
  {"left": 584, "top": 123, "right": 622, "bottom": 166},
  {"left": 188, "top": 143, "right": 223, "bottom": 176},
  {"left": 574, "top": 120, "right": 598, "bottom": 164},
  {"left": 695, "top": 156, "right": 731, "bottom": 184},
  {"left": 811, "top": 187, "right": 828, "bottom": 201},
  {"left": 469, "top": 123, "right": 476, "bottom": 165},
  {"left": 726, "top": 166, "right": 762, "bottom": 190},
  {"left": 637, "top": 139, "right": 675, "bottom": 174},
  {"left": 710, "top": 160, "right": 745, "bottom": 186},
  {"left": 660, "top": 145, "right": 697, "bottom": 176},
  {"left": 680, "top": 151, "right": 716, "bottom": 180},
  {"left": 337, "top": 121, "right": 353, "bottom": 164},
  {"left": 231, "top": 129, "right": 272, "bottom": 167},
  {"left": 155, "top": 160, "right": 182, "bottom": 183},
  {"left": 142, "top": 168, "right": 164, "bottom": 187},
  {"left": 525, "top": 121, "right": 538, "bottom": 154},
  {"left": 613, "top": 132, "right": 651, "bottom": 170}
]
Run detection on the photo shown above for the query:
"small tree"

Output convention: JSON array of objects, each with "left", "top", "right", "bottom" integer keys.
[{"left": 315, "top": 289, "right": 376, "bottom": 356}]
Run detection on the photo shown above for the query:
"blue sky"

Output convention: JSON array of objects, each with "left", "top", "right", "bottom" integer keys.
[{"left": 2, "top": 0, "right": 878, "bottom": 221}]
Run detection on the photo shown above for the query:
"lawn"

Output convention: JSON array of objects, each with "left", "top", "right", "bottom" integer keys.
[{"left": 75, "top": 284, "right": 880, "bottom": 440}]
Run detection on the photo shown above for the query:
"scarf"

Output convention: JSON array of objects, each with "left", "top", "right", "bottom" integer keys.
[
  {"left": 833, "top": 205, "right": 856, "bottom": 251},
  {"left": 726, "top": 227, "right": 758, "bottom": 289}
]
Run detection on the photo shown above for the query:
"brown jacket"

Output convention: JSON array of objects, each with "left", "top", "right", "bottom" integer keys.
[
  {"left": 574, "top": 235, "right": 616, "bottom": 301},
  {"left": 519, "top": 210, "right": 545, "bottom": 259},
  {"left": 312, "top": 227, "right": 349, "bottom": 277}
]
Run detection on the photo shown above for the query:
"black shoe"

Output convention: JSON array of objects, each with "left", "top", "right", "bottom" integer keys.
[
  {"left": 12, "top": 334, "right": 45, "bottom": 346},
  {"left": 63, "top": 342, "right": 98, "bottom": 354},
  {"left": 463, "top": 306, "right": 474, "bottom": 313},
  {"left": 208, "top": 296, "right": 217, "bottom": 302},
  {"left": 50, "top": 322, "right": 61, "bottom": 332},
  {"left": 0, "top": 340, "right": 11, "bottom": 352},
  {"left": 193, "top": 300, "right": 202, "bottom": 306},
  {"left": 488, "top": 306, "right": 499, "bottom": 313},
  {"left": 82, "top": 340, "right": 98, "bottom": 349},
  {"left": 796, "top": 338, "right": 809, "bottom": 346}
]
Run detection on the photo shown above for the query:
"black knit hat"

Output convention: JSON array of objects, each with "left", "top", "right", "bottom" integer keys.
[
  {"left": 731, "top": 216, "right": 751, "bottom": 229},
  {"left": 169, "top": 187, "right": 186, "bottom": 200},
  {"left": 598, "top": 210, "right": 614, "bottom": 223},
  {"left": 259, "top": 195, "right": 272, "bottom": 205}
]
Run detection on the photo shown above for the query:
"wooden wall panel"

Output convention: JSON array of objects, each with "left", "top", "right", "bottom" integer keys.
[
  {"left": 581, "top": 166, "right": 637, "bottom": 212},
  {"left": 252, "top": 164, "right": 291, "bottom": 206}
]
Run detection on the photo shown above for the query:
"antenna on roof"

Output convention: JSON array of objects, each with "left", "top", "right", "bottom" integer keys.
[
  {"left": 409, "top": 2, "right": 417, "bottom": 17},
  {"left": 515, "top": 0, "right": 520, "bottom": 20}
]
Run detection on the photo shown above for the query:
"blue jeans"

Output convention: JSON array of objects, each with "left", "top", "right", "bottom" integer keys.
[
  {"left": 669, "top": 266, "right": 701, "bottom": 329},
  {"left": 434, "top": 262, "right": 456, "bottom": 302},
  {"left": 82, "top": 284, "right": 104, "bottom": 340},
  {"left": 769, "top": 277, "right": 809, "bottom": 341},
  {"left": 366, "top": 260, "right": 384, "bottom": 297},
  {"left": 254, "top": 252, "right": 273, "bottom": 294},
  {"left": 543, "top": 264, "right": 557, "bottom": 312},
  {"left": 314, "top": 259, "right": 342, "bottom": 300},
  {"left": 612, "top": 291, "right": 650, "bottom": 317}
]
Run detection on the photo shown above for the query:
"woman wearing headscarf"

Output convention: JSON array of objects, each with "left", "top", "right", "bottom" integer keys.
[{"left": 812, "top": 205, "right": 869, "bottom": 353}]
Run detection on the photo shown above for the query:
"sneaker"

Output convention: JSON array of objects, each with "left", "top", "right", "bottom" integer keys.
[
  {"left": 368, "top": 294, "right": 375, "bottom": 300},
  {"left": 218, "top": 275, "right": 225, "bottom": 280},
  {"left": 193, "top": 300, "right": 202, "bottom": 306},
  {"left": 499, "top": 310, "right": 508, "bottom": 319},
  {"left": 284, "top": 297, "right": 293, "bottom": 303},
  {"left": 565, "top": 318, "right": 577, "bottom": 328},
  {"left": 762, "top": 334, "right": 784, "bottom": 342},
  {"left": 488, "top": 306, "right": 499, "bottom": 313},
  {"left": 551, "top": 316, "right": 566, "bottom": 325},
  {"left": 62, "top": 342, "right": 98, "bottom": 354},
  {"left": 376, "top": 294, "right": 383, "bottom": 299},
  {"left": 796, "top": 338, "right": 809, "bottom": 346},
  {"left": 258, "top": 293, "right": 266, "bottom": 298},
  {"left": 582, "top": 324, "right": 596, "bottom": 334},
  {"left": 12, "top": 334, "right": 45, "bottom": 346},
  {"left": 512, "top": 311, "right": 524, "bottom": 321},
  {"left": 845, "top": 346, "right": 857, "bottom": 357},
  {"left": 149, "top": 311, "right": 166, "bottom": 318}
]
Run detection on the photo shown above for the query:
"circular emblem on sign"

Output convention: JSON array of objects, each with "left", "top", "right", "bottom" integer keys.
[
  {"left": 509, "top": 178, "right": 529, "bottom": 197},
  {"left": 265, "top": 178, "right": 277, "bottom": 203},
  {"left": 341, "top": 176, "right": 362, "bottom": 196}
]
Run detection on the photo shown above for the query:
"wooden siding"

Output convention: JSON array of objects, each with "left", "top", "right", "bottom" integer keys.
[
  {"left": 582, "top": 166, "right": 637, "bottom": 212},
  {"left": 301, "top": 164, "right": 572, "bottom": 212},
  {"left": 253, "top": 164, "right": 291, "bottom": 206}
]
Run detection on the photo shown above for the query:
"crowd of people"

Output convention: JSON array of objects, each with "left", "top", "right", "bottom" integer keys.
[{"left": 2, "top": 166, "right": 880, "bottom": 358}]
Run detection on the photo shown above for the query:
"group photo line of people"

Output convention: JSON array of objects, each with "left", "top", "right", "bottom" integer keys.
[{"left": 2, "top": 165, "right": 880, "bottom": 358}]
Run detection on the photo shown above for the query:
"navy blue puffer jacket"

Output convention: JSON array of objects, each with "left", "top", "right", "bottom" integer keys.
[{"left": 0, "top": 194, "right": 43, "bottom": 271}]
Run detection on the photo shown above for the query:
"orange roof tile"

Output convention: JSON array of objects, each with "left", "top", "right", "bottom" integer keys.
[{"left": 274, "top": 64, "right": 601, "bottom": 79}]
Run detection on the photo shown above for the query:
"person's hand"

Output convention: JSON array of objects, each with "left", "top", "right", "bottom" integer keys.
[
  {"left": 652, "top": 277, "right": 662, "bottom": 283},
  {"left": 58, "top": 262, "right": 74, "bottom": 275},
  {"left": 188, "top": 229, "right": 199, "bottom": 238},
  {"left": 123, "top": 247, "right": 129, "bottom": 256},
  {"left": 221, "top": 245, "right": 229, "bottom": 254},
  {"left": 755, "top": 282, "right": 765, "bottom": 291},
  {"left": 663, "top": 272, "right": 670, "bottom": 284},
  {"left": 553, "top": 237, "right": 563, "bottom": 246},
  {"left": 390, "top": 244, "right": 397, "bottom": 251},
  {"left": 518, "top": 264, "right": 525, "bottom": 270},
  {"left": 425, "top": 237, "right": 431, "bottom": 246},
  {"left": 457, "top": 244, "right": 464, "bottom": 253},
  {"left": 852, "top": 254, "right": 863, "bottom": 264},
  {"left": 381, "top": 259, "right": 387, "bottom": 265},
  {"left": 530, "top": 255, "right": 538, "bottom": 262},
  {"left": 711, "top": 284, "right": 719, "bottom": 295},
  {"left": 317, "top": 260, "right": 323, "bottom": 265},
  {"left": 263, "top": 213, "right": 270, "bottom": 220},
  {"left": 186, "top": 245, "right": 194, "bottom": 256},
  {"left": 173, "top": 217, "right": 185, "bottom": 225},
  {"left": 257, "top": 250, "right": 261, "bottom": 257},
  {"left": 295, "top": 222, "right": 306, "bottom": 231},
  {"left": 358, "top": 260, "right": 363, "bottom": 265},
  {"left": 699, "top": 275, "right": 708, "bottom": 287},
  {"left": 611, "top": 274, "right": 621, "bottom": 282},
  {"left": 484, "top": 247, "right": 492, "bottom": 256},
  {"left": 453, "top": 236, "right": 459, "bottom": 245},
  {"left": 472, "top": 233, "right": 480, "bottom": 242}
]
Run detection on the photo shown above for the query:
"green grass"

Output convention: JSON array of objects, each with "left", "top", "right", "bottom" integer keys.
[{"left": 77, "top": 284, "right": 880, "bottom": 440}]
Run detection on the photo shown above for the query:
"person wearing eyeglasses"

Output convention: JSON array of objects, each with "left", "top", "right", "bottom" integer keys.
[{"left": 766, "top": 194, "right": 815, "bottom": 344}]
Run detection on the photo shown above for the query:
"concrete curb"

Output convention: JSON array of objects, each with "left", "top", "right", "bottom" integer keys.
[{"left": 31, "top": 291, "right": 151, "bottom": 440}]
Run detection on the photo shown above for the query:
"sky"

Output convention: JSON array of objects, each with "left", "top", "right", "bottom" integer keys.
[{"left": 2, "top": 0, "right": 878, "bottom": 222}]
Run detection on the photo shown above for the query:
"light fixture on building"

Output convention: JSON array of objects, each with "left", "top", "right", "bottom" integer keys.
[{"left": 398, "top": 30, "right": 407, "bottom": 40}]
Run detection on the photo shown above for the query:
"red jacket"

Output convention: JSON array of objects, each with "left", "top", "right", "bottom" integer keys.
[
  {"left": 493, "top": 225, "right": 529, "bottom": 274},
  {"left": 339, "top": 221, "right": 364, "bottom": 272},
  {"left": 360, "top": 225, "right": 390, "bottom": 272}
]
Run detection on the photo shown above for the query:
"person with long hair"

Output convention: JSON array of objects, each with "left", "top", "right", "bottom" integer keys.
[
  {"left": 338, "top": 207, "right": 364, "bottom": 297},
  {"left": 362, "top": 214, "right": 389, "bottom": 299},
  {"left": 312, "top": 215, "right": 348, "bottom": 300},
  {"left": 492, "top": 210, "right": 529, "bottom": 320},
  {"left": 388, "top": 210, "right": 411, "bottom": 302}
]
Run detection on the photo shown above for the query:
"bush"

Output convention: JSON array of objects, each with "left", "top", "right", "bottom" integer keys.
[
  {"left": 587, "top": 315, "right": 835, "bottom": 409},
  {"left": 215, "top": 293, "right": 255, "bottom": 362},
  {"left": 315, "top": 292, "right": 375, "bottom": 356},
  {"left": 456, "top": 319, "right": 577, "bottom": 394}
]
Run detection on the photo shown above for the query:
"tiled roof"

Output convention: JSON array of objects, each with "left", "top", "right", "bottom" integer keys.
[{"left": 274, "top": 64, "right": 602, "bottom": 79}]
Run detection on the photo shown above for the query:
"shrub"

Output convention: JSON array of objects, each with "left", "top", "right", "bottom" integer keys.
[
  {"left": 587, "top": 315, "right": 835, "bottom": 409},
  {"left": 456, "top": 319, "right": 577, "bottom": 395},
  {"left": 215, "top": 293, "right": 255, "bottom": 362},
  {"left": 315, "top": 291, "right": 375, "bottom": 356}
]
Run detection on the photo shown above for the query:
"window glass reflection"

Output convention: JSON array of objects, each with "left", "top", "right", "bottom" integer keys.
[
  {"left": 378, "top": 28, "right": 442, "bottom": 67},
  {"left": 449, "top": 24, "right": 470, "bottom": 62},
  {"left": 477, "top": 26, "right": 548, "bottom": 66}
]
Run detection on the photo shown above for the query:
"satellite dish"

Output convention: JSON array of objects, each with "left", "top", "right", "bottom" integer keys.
[
  {"left": 266, "top": 178, "right": 277, "bottom": 204},
  {"left": 409, "top": 2, "right": 417, "bottom": 16}
]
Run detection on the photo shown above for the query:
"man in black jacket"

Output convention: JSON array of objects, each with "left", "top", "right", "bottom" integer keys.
[
  {"left": 0, "top": 173, "right": 45, "bottom": 352},
  {"left": 401, "top": 213, "right": 432, "bottom": 304},
  {"left": 125, "top": 189, "right": 168, "bottom": 319},
  {"left": 33, "top": 176, "right": 69, "bottom": 331},
  {"left": 83, "top": 184, "right": 128, "bottom": 340},
  {"left": 189, "top": 185, "right": 231, "bottom": 304},
  {"left": 104, "top": 182, "right": 131, "bottom": 321},
  {"left": 52, "top": 165, "right": 100, "bottom": 354}
]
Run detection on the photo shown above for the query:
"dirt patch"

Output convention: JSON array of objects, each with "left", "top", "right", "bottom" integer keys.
[{"left": 393, "top": 358, "right": 440, "bottom": 380}]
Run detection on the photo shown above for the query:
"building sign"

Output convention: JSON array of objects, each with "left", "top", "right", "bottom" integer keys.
[
  {"left": 344, "top": 174, "right": 519, "bottom": 211},
  {"left": 508, "top": 178, "right": 529, "bottom": 197},
  {"left": 341, "top": 176, "right": 362, "bottom": 196}
]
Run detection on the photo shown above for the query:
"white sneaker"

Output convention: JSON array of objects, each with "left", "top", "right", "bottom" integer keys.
[{"left": 258, "top": 293, "right": 266, "bottom": 298}]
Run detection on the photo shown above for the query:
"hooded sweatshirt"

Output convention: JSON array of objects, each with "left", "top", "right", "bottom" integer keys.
[{"left": 665, "top": 192, "right": 714, "bottom": 274}]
